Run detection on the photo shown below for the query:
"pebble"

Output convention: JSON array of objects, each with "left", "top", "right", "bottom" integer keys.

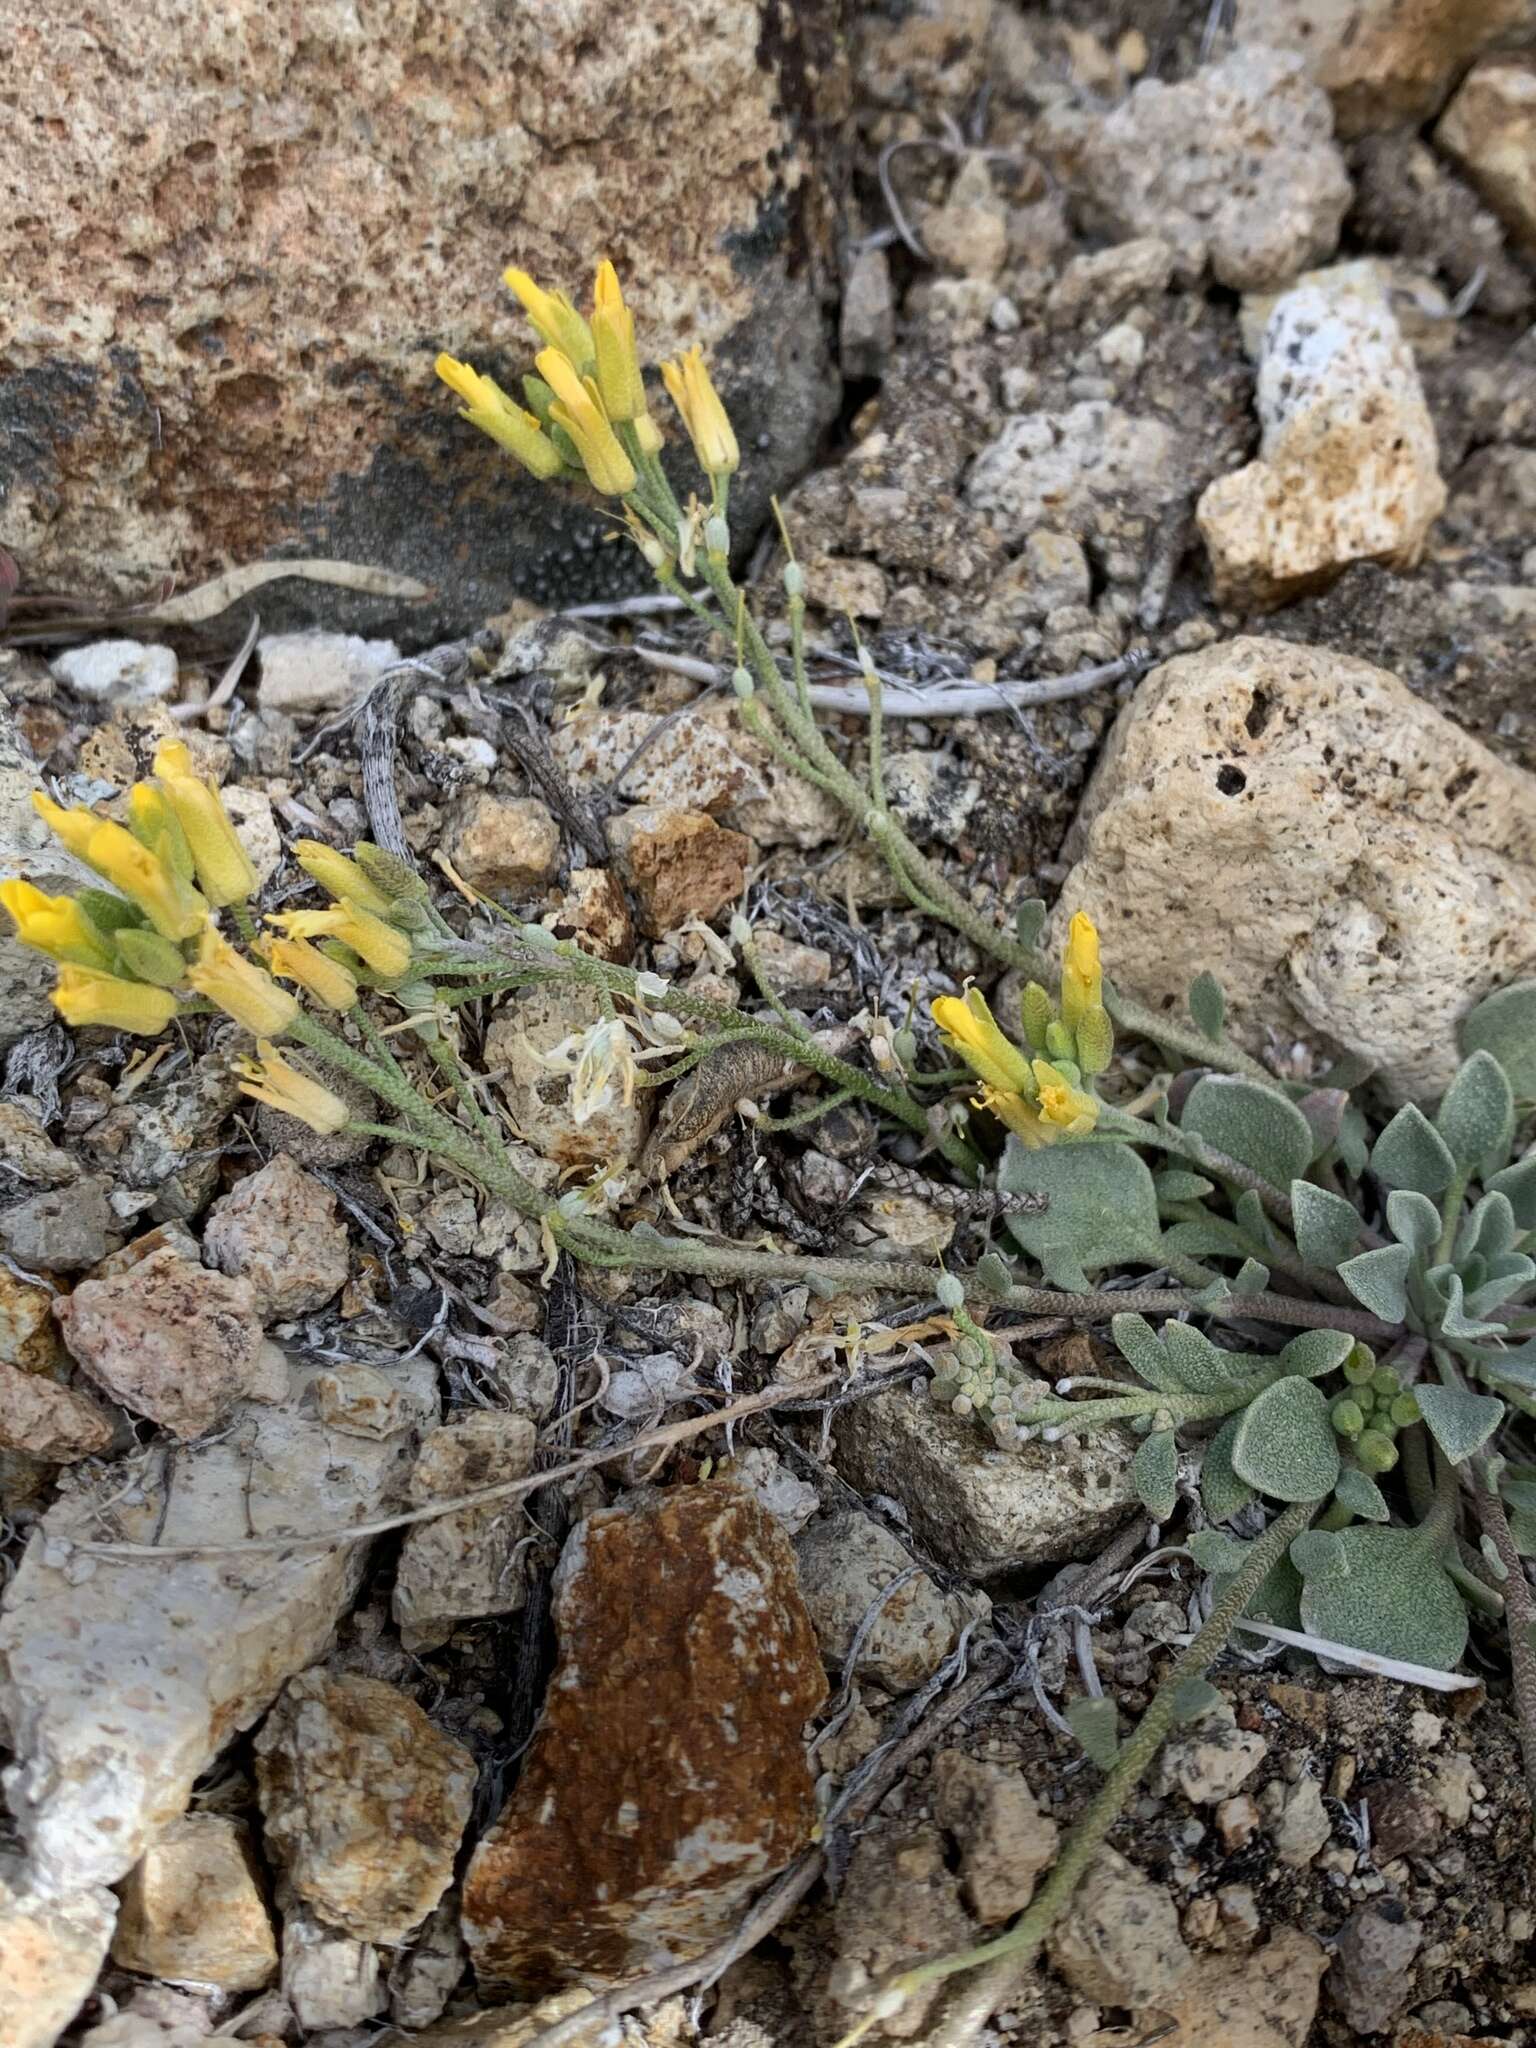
[
  {"left": 393, "top": 1411, "right": 538, "bottom": 1650},
  {"left": 0, "top": 1870, "right": 116, "bottom": 2048},
  {"left": 0, "top": 1102, "right": 78, "bottom": 1188},
  {"left": 1329, "top": 1904, "right": 1424, "bottom": 2034},
  {"left": 1274, "top": 1775, "right": 1332, "bottom": 1867},
  {"left": 256, "top": 632, "right": 398, "bottom": 714},
  {"left": 1215, "top": 1794, "right": 1260, "bottom": 1851},
  {"left": 51, "top": 640, "right": 178, "bottom": 704},
  {"left": 0, "top": 1174, "right": 115, "bottom": 1273},
  {"left": 794, "top": 1512, "right": 988, "bottom": 1692},
  {"left": 202, "top": 1154, "right": 350, "bottom": 1319},
  {"left": 255, "top": 1670, "right": 475, "bottom": 1945},
  {"left": 841, "top": 245, "right": 896, "bottom": 380},
  {"left": 1435, "top": 61, "right": 1536, "bottom": 250},
  {"left": 111, "top": 1815, "right": 277, "bottom": 1992},
  {"left": 608, "top": 805, "right": 753, "bottom": 937},
  {"left": 53, "top": 1246, "right": 281, "bottom": 1439},
  {"left": 462, "top": 1484, "right": 826, "bottom": 1985},
  {"left": 444, "top": 793, "right": 562, "bottom": 896},
  {"left": 0, "top": 1357, "right": 113, "bottom": 1461},
  {"left": 279, "top": 1898, "right": 385, "bottom": 2030},
  {"left": 1152, "top": 1700, "right": 1267, "bottom": 1806},
  {"left": 930, "top": 1748, "right": 1058, "bottom": 1923},
  {"left": 1048, "top": 1845, "right": 1191, "bottom": 2005}
]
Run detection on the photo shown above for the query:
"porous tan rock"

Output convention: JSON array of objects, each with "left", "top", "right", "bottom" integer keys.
[
  {"left": 1436, "top": 61, "right": 1536, "bottom": 252},
  {"left": 0, "top": 1356, "right": 113, "bottom": 1461},
  {"left": 834, "top": 1388, "right": 1138, "bottom": 1576},
  {"left": 111, "top": 1815, "right": 277, "bottom": 1992},
  {"left": 445, "top": 794, "right": 562, "bottom": 897},
  {"left": 1036, "top": 47, "right": 1350, "bottom": 289},
  {"left": 1234, "top": 0, "right": 1529, "bottom": 135},
  {"left": 608, "top": 805, "right": 753, "bottom": 937},
  {"left": 484, "top": 985, "right": 650, "bottom": 1171},
  {"left": 0, "top": 1267, "right": 65, "bottom": 1375},
  {"left": 551, "top": 711, "right": 764, "bottom": 817},
  {"left": 280, "top": 1897, "right": 386, "bottom": 2030},
  {"left": 1051, "top": 636, "right": 1536, "bottom": 1102},
  {"left": 462, "top": 1484, "right": 826, "bottom": 1986},
  {"left": 543, "top": 865, "right": 635, "bottom": 963},
  {"left": 255, "top": 1671, "right": 475, "bottom": 1946},
  {"left": 1197, "top": 262, "right": 1445, "bottom": 608},
  {"left": 1048, "top": 1846, "right": 1191, "bottom": 2006},
  {"left": 794, "top": 1513, "right": 986, "bottom": 1692},
  {"left": 930, "top": 1750, "right": 1059, "bottom": 1924},
  {"left": 393, "top": 1411, "right": 538, "bottom": 1651},
  {"left": 0, "top": 1869, "right": 116, "bottom": 2048},
  {"left": 203, "top": 1154, "right": 351, "bottom": 1319},
  {"left": 817, "top": 1825, "right": 974, "bottom": 2042},
  {"left": 1159, "top": 1926, "right": 1328, "bottom": 2048},
  {"left": 2, "top": 1, "right": 847, "bottom": 634},
  {"left": 53, "top": 1246, "right": 280, "bottom": 1439},
  {"left": 0, "top": 1355, "right": 437, "bottom": 1894}
]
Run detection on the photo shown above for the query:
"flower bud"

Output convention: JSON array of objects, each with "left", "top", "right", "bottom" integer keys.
[
  {"left": 1330, "top": 1398, "right": 1365, "bottom": 1439},
  {"left": 114, "top": 927, "right": 190, "bottom": 989},
  {"left": 1356, "top": 1429, "right": 1399, "bottom": 1474},
  {"left": 1074, "top": 1003, "right": 1114, "bottom": 1076},
  {"left": 783, "top": 561, "right": 806, "bottom": 602},
  {"left": 731, "top": 666, "right": 755, "bottom": 700},
  {"left": 1020, "top": 981, "right": 1054, "bottom": 1052},
  {"left": 935, "top": 1273, "right": 965, "bottom": 1310}
]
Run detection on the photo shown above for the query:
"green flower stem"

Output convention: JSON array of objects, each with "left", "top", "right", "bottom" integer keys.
[
  {"left": 1436, "top": 1169, "right": 1471, "bottom": 1270},
  {"left": 1472, "top": 1461, "right": 1536, "bottom": 1836},
  {"left": 836, "top": 1496, "right": 1320, "bottom": 2046},
  {"left": 422, "top": 1034, "right": 517, "bottom": 1171},
  {"left": 736, "top": 927, "right": 815, "bottom": 1042}
]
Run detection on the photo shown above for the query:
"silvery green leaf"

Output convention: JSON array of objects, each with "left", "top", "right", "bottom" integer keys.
[
  {"left": 1338, "top": 1241, "right": 1414, "bottom": 1322},
  {"left": 1435, "top": 1051, "right": 1515, "bottom": 1174},
  {"left": 1014, "top": 898, "right": 1048, "bottom": 950},
  {"left": 1510, "top": 1508, "right": 1536, "bottom": 1556},
  {"left": 1039, "top": 1242, "right": 1092, "bottom": 1292},
  {"left": 1201, "top": 1414, "right": 1256, "bottom": 1522},
  {"left": 1487, "top": 1154, "right": 1536, "bottom": 1229},
  {"left": 1386, "top": 1189, "right": 1442, "bottom": 1255},
  {"left": 1433, "top": 1270, "right": 1506, "bottom": 1342},
  {"left": 1181, "top": 1075, "right": 1313, "bottom": 1187},
  {"left": 1192, "top": 1276, "right": 1233, "bottom": 1311},
  {"left": 1066, "top": 1694, "right": 1121, "bottom": 1770},
  {"left": 1290, "top": 1180, "right": 1361, "bottom": 1271},
  {"left": 1110, "top": 1313, "right": 1187, "bottom": 1395},
  {"left": 1170, "top": 1678, "right": 1222, "bottom": 1725},
  {"left": 1456, "top": 1192, "right": 1518, "bottom": 1265},
  {"left": 1466, "top": 1254, "right": 1535, "bottom": 1319},
  {"left": 1336, "top": 1099, "right": 1372, "bottom": 1177},
  {"left": 1188, "top": 970, "right": 1226, "bottom": 1042},
  {"left": 1277, "top": 1329, "right": 1356, "bottom": 1379},
  {"left": 1460, "top": 979, "right": 1536, "bottom": 1103},
  {"left": 975, "top": 1251, "right": 1014, "bottom": 1298},
  {"left": 1289, "top": 1529, "right": 1347, "bottom": 1580},
  {"left": 1189, "top": 1526, "right": 1251, "bottom": 1572},
  {"left": 1230, "top": 1377, "right": 1341, "bottom": 1502},
  {"left": 1333, "top": 1467, "right": 1390, "bottom": 1522},
  {"left": 1161, "top": 1217, "right": 1249, "bottom": 1259},
  {"left": 1233, "top": 1259, "right": 1270, "bottom": 1295},
  {"left": 1164, "top": 1321, "right": 1255, "bottom": 1392},
  {"left": 1413, "top": 1383, "right": 1504, "bottom": 1465},
  {"left": 1133, "top": 1429, "right": 1178, "bottom": 1520},
  {"left": 1002, "top": 1138, "right": 1162, "bottom": 1276},
  {"left": 1500, "top": 1479, "right": 1536, "bottom": 1514},
  {"left": 1295, "top": 1525, "right": 1469, "bottom": 1671},
  {"left": 1153, "top": 1169, "right": 1216, "bottom": 1203},
  {"left": 1234, "top": 1188, "right": 1273, "bottom": 1248},
  {"left": 1370, "top": 1103, "right": 1456, "bottom": 1195}
]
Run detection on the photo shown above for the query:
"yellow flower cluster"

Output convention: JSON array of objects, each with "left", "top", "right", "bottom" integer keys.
[
  {"left": 3, "top": 753, "right": 418, "bottom": 1135},
  {"left": 436, "top": 259, "right": 737, "bottom": 496},
  {"left": 931, "top": 913, "right": 1112, "bottom": 1149}
]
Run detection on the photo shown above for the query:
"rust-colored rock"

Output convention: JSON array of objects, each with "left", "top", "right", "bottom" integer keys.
[
  {"left": 2, "top": 1, "right": 849, "bottom": 637},
  {"left": 462, "top": 1483, "right": 827, "bottom": 1988},
  {"left": 609, "top": 806, "right": 753, "bottom": 937},
  {"left": 0, "top": 1357, "right": 112, "bottom": 1461}
]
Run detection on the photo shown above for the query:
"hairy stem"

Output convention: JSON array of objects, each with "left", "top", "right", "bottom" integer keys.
[{"left": 1473, "top": 1465, "right": 1536, "bottom": 1835}]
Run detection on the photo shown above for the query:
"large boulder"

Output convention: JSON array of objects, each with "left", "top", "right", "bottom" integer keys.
[{"left": 0, "top": 0, "right": 850, "bottom": 639}]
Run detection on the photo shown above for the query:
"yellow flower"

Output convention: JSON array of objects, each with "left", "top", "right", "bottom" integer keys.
[
  {"left": 591, "top": 260, "right": 648, "bottom": 424},
  {"left": 1060, "top": 911, "right": 1102, "bottom": 1033},
  {"left": 53, "top": 966, "right": 178, "bottom": 1036},
  {"left": 127, "top": 784, "right": 196, "bottom": 880},
  {"left": 260, "top": 934, "right": 359, "bottom": 1012},
  {"left": 535, "top": 347, "right": 636, "bottom": 496},
  {"left": 435, "top": 353, "right": 564, "bottom": 480},
  {"left": 33, "top": 796, "right": 209, "bottom": 942},
  {"left": 504, "top": 267, "right": 594, "bottom": 369},
  {"left": 931, "top": 989, "right": 1035, "bottom": 1096},
  {"left": 660, "top": 345, "right": 739, "bottom": 477},
  {"left": 0, "top": 881, "right": 116, "bottom": 972},
  {"left": 186, "top": 927, "right": 299, "bottom": 1036},
  {"left": 150, "top": 741, "right": 259, "bottom": 908},
  {"left": 293, "top": 841, "right": 392, "bottom": 915},
  {"left": 266, "top": 904, "right": 412, "bottom": 980},
  {"left": 975, "top": 1085, "right": 1054, "bottom": 1150},
  {"left": 235, "top": 1041, "right": 351, "bottom": 1135},
  {"left": 1032, "top": 1057, "right": 1099, "bottom": 1138}
]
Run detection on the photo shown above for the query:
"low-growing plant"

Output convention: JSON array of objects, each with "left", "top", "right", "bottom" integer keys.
[{"left": 14, "top": 256, "right": 1536, "bottom": 2045}]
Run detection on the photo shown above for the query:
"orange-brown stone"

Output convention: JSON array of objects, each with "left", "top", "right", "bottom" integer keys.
[{"left": 462, "top": 1483, "right": 827, "bottom": 1989}]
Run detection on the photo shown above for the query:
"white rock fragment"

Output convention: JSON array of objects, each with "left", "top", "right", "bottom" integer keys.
[
  {"left": 0, "top": 1357, "right": 436, "bottom": 1894},
  {"left": 967, "top": 401, "right": 1182, "bottom": 553},
  {"left": 1436, "top": 60, "right": 1536, "bottom": 253},
  {"left": 0, "top": 1865, "right": 116, "bottom": 2048},
  {"left": 1048, "top": 1846, "right": 1191, "bottom": 2005},
  {"left": 1152, "top": 1699, "right": 1267, "bottom": 1805},
  {"left": 111, "top": 1814, "right": 277, "bottom": 1991},
  {"left": 279, "top": 1896, "right": 386, "bottom": 2030},
  {"left": 1197, "top": 261, "right": 1445, "bottom": 609},
  {"left": 203, "top": 1154, "right": 351, "bottom": 1319},
  {"left": 51, "top": 640, "right": 178, "bottom": 704},
  {"left": 1036, "top": 47, "right": 1350, "bottom": 289},
  {"left": 393, "top": 1411, "right": 538, "bottom": 1650},
  {"left": 256, "top": 631, "right": 399, "bottom": 714},
  {"left": 220, "top": 786, "right": 283, "bottom": 888},
  {"left": 1275, "top": 1775, "right": 1333, "bottom": 1867},
  {"left": 795, "top": 1513, "right": 988, "bottom": 1692},
  {"left": 1051, "top": 636, "right": 1536, "bottom": 1102}
]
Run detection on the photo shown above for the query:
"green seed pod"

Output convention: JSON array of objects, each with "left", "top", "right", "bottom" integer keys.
[
  {"left": 1372, "top": 1415, "right": 1399, "bottom": 1441},
  {"left": 1074, "top": 1002, "right": 1114, "bottom": 1076},
  {"left": 892, "top": 1027, "right": 919, "bottom": 1069},
  {"left": 1370, "top": 1367, "right": 1399, "bottom": 1399},
  {"left": 935, "top": 1273, "right": 965, "bottom": 1311},
  {"left": 1331, "top": 1398, "right": 1365, "bottom": 1439},
  {"left": 1357, "top": 1429, "right": 1399, "bottom": 1474},
  {"left": 1390, "top": 1393, "right": 1421, "bottom": 1428},
  {"left": 1353, "top": 1387, "right": 1376, "bottom": 1417},
  {"left": 1044, "top": 1019, "right": 1075, "bottom": 1064},
  {"left": 956, "top": 1336, "right": 984, "bottom": 1369},
  {"left": 113, "top": 927, "right": 190, "bottom": 989},
  {"left": 1343, "top": 1346, "right": 1376, "bottom": 1387},
  {"left": 1020, "top": 982, "right": 1054, "bottom": 1052},
  {"left": 352, "top": 843, "right": 430, "bottom": 904}
]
